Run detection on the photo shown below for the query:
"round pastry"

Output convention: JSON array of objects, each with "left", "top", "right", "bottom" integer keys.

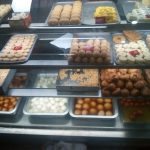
[
  {"left": 117, "top": 80, "right": 125, "bottom": 88},
  {"left": 82, "top": 57, "right": 88, "bottom": 63},
  {"left": 126, "top": 81, "right": 133, "bottom": 90},
  {"left": 134, "top": 80, "right": 145, "bottom": 89},
  {"left": 113, "top": 34, "right": 126, "bottom": 44},
  {"left": 74, "top": 56, "right": 81, "bottom": 63},
  {"left": 117, "top": 56, "right": 127, "bottom": 64},
  {"left": 142, "top": 87, "right": 150, "bottom": 96},
  {"left": 108, "top": 83, "right": 116, "bottom": 91},
  {"left": 89, "top": 57, "right": 95, "bottom": 64},
  {"left": 96, "top": 57, "right": 103, "bottom": 64},
  {"left": 112, "top": 88, "right": 121, "bottom": 96},
  {"left": 93, "top": 50, "right": 100, "bottom": 57},
  {"left": 102, "top": 89, "right": 111, "bottom": 96},
  {"left": 121, "top": 89, "right": 129, "bottom": 97},
  {"left": 131, "top": 89, "right": 140, "bottom": 96}
]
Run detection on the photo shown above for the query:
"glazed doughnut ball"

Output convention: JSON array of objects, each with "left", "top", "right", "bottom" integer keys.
[
  {"left": 98, "top": 110, "right": 105, "bottom": 116},
  {"left": 105, "top": 110, "right": 113, "bottom": 116},
  {"left": 104, "top": 103, "right": 112, "bottom": 110},
  {"left": 89, "top": 108, "right": 97, "bottom": 115},
  {"left": 97, "top": 104, "right": 104, "bottom": 111},
  {"left": 74, "top": 109, "right": 82, "bottom": 115}
]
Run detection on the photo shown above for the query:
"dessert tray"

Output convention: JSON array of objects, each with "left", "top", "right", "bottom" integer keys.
[
  {"left": 122, "top": 1, "right": 150, "bottom": 23},
  {"left": 81, "top": 1, "right": 121, "bottom": 25},
  {"left": 68, "top": 32, "right": 113, "bottom": 65},
  {"left": 46, "top": 1, "right": 82, "bottom": 26},
  {"left": 56, "top": 69, "right": 99, "bottom": 92},
  {"left": 112, "top": 31, "right": 150, "bottom": 65},
  {"left": 0, "top": 34, "right": 38, "bottom": 64}
]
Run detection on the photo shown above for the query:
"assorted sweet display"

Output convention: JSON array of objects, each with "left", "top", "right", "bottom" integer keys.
[
  {"left": 26, "top": 97, "right": 68, "bottom": 114},
  {"left": 0, "top": 97, "right": 19, "bottom": 112},
  {"left": 100, "top": 69, "right": 150, "bottom": 97},
  {"left": 73, "top": 98, "right": 114, "bottom": 116},
  {"left": 0, "top": 34, "right": 37, "bottom": 63},
  {"left": 126, "top": 2, "right": 150, "bottom": 23},
  {"left": 48, "top": 1, "right": 82, "bottom": 25},
  {"left": 68, "top": 37, "right": 111, "bottom": 64},
  {"left": 34, "top": 74, "right": 57, "bottom": 88},
  {"left": 94, "top": 6, "right": 118, "bottom": 24},
  {"left": 0, "top": 4, "right": 11, "bottom": 20},
  {"left": 9, "top": 74, "right": 27, "bottom": 88},
  {"left": 120, "top": 98, "right": 150, "bottom": 123},
  {"left": 113, "top": 31, "right": 150, "bottom": 64}
]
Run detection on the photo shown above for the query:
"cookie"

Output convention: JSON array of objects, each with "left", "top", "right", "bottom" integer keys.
[{"left": 113, "top": 34, "right": 126, "bottom": 44}]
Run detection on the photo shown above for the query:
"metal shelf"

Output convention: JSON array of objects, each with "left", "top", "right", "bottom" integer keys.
[
  {"left": 0, "top": 100, "right": 149, "bottom": 139},
  {"left": 0, "top": 59, "right": 150, "bottom": 69},
  {"left": 8, "top": 89, "right": 101, "bottom": 97}
]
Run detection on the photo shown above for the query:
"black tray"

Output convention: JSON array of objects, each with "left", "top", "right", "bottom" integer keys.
[{"left": 56, "top": 69, "right": 100, "bottom": 92}]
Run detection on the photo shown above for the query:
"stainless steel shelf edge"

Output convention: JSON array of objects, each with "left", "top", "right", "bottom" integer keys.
[
  {"left": 0, "top": 60, "right": 150, "bottom": 69},
  {"left": 8, "top": 89, "right": 101, "bottom": 97},
  {"left": 0, "top": 127, "right": 150, "bottom": 139}
]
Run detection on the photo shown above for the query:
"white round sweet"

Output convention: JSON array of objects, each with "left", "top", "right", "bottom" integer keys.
[{"left": 27, "top": 97, "right": 68, "bottom": 114}]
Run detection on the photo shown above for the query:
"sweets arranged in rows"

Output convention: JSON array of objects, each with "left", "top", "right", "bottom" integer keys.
[
  {"left": 100, "top": 69, "right": 150, "bottom": 97},
  {"left": 73, "top": 98, "right": 114, "bottom": 116},
  {"left": 25, "top": 97, "right": 68, "bottom": 114},
  {"left": 48, "top": 1, "right": 82, "bottom": 25},
  {"left": 113, "top": 30, "right": 150, "bottom": 65},
  {"left": 0, "top": 4, "right": 11, "bottom": 21},
  {"left": 68, "top": 36, "right": 111, "bottom": 64},
  {"left": 0, "top": 34, "right": 37, "bottom": 63}
]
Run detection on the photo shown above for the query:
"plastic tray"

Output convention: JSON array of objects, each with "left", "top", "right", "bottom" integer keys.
[
  {"left": 112, "top": 31, "right": 150, "bottom": 65},
  {"left": 23, "top": 97, "right": 69, "bottom": 117},
  {"left": 56, "top": 69, "right": 100, "bottom": 92},
  {"left": 46, "top": 2, "right": 81, "bottom": 26},
  {"left": 0, "top": 97, "right": 20, "bottom": 115},
  {"left": 68, "top": 32, "right": 114, "bottom": 65},
  {"left": 122, "top": 1, "right": 150, "bottom": 23},
  {"left": 0, "top": 34, "right": 38, "bottom": 64},
  {"left": 69, "top": 98, "right": 118, "bottom": 119},
  {"left": 81, "top": 1, "right": 121, "bottom": 25},
  {"left": 33, "top": 73, "right": 57, "bottom": 88},
  {"left": 8, "top": 12, "right": 32, "bottom": 29}
]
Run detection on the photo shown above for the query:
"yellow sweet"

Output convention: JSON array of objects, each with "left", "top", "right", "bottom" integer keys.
[{"left": 94, "top": 6, "right": 118, "bottom": 23}]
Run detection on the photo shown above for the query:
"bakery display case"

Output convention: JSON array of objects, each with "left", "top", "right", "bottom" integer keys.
[{"left": 0, "top": 0, "right": 150, "bottom": 147}]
